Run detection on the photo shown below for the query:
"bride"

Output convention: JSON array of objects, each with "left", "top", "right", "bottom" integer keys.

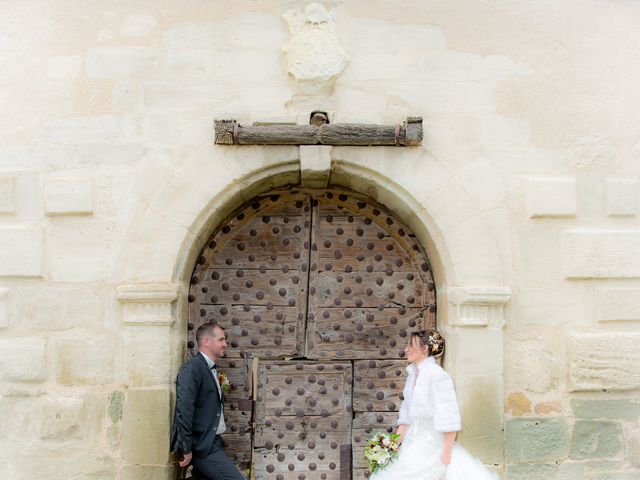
[{"left": 370, "top": 329, "right": 498, "bottom": 480}]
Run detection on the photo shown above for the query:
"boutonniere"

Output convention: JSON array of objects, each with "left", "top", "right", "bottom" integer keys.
[{"left": 218, "top": 370, "right": 231, "bottom": 393}]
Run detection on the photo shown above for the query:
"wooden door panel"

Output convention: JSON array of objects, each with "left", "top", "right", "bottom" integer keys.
[
  {"left": 211, "top": 216, "right": 307, "bottom": 270},
  {"left": 352, "top": 360, "right": 407, "bottom": 413},
  {"left": 197, "top": 305, "right": 303, "bottom": 358},
  {"left": 352, "top": 412, "right": 398, "bottom": 480},
  {"left": 313, "top": 271, "right": 424, "bottom": 307},
  {"left": 215, "top": 357, "right": 253, "bottom": 468},
  {"left": 307, "top": 190, "right": 436, "bottom": 361},
  {"left": 188, "top": 192, "right": 312, "bottom": 359},
  {"left": 309, "top": 307, "right": 424, "bottom": 360},
  {"left": 254, "top": 361, "right": 352, "bottom": 480},
  {"left": 254, "top": 417, "right": 349, "bottom": 480},
  {"left": 198, "top": 270, "right": 304, "bottom": 306}
]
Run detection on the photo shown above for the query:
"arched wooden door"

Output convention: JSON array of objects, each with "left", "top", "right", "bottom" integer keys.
[{"left": 187, "top": 188, "right": 436, "bottom": 480}]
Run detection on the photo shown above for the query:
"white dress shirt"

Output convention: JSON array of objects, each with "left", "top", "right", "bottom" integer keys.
[
  {"left": 396, "top": 356, "right": 462, "bottom": 432},
  {"left": 200, "top": 352, "right": 226, "bottom": 435}
]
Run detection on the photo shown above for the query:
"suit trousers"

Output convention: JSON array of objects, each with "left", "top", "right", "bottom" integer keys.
[{"left": 191, "top": 436, "right": 245, "bottom": 480}]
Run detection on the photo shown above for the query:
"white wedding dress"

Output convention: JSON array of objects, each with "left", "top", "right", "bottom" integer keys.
[{"left": 370, "top": 357, "right": 497, "bottom": 480}]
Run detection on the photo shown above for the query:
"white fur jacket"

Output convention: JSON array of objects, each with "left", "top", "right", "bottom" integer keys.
[{"left": 396, "top": 356, "right": 462, "bottom": 432}]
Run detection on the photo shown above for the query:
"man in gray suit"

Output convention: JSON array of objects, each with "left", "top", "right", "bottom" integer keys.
[{"left": 171, "top": 322, "right": 244, "bottom": 480}]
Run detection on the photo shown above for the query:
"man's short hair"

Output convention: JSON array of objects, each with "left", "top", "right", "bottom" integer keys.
[{"left": 195, "top": 321, "right": 224, "bottom": 346}]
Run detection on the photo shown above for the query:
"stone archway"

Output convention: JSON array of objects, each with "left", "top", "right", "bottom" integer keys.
[
  {"left": 115, "top": 147, "right": 510, "bottom": 478},
  {"left": 187, "top": 187, "right": 437, "bottom": 479}
]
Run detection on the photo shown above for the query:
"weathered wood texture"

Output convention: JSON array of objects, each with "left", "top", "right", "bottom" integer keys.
[
  {"left": 214, "top": 117, "right": 423, "bottom": 146},
  {"left": 254, "top": 361, "right": 352, "bottom": 480},
  {"left": 187, "top": 188, "right": 437, "bottom": 479},
  {"left": 352, "top": 412, "right": 398, "bottom": 479},
  {"left": 306, "top": 191, "right": 436, "bottom": 361}
]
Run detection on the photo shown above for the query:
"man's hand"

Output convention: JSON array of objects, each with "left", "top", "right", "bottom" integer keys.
[{"left": 179, "top": 452, "right": 192, "bottom": 467}]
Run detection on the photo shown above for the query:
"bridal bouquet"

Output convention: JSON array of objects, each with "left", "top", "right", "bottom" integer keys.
[{"left": 364, "top": 432, "right": 401, "bottom": 474}]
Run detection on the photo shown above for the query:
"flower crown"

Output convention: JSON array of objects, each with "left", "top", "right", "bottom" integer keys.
[{"left": 426, "top": 330, "right": 445, "bottom": 357}]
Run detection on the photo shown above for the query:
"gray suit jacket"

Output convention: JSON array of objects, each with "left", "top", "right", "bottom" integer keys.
[{"left": 170, "top": 352, "right": 223, "bottom": 457}]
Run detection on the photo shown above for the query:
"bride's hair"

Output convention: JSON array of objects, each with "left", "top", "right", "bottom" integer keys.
[{"left": 410, "top": 329, "right": 445, "bottom": 358}]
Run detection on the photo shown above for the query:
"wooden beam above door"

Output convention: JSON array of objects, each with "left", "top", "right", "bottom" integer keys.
[{"left": 214, "top": 113, "right": 423, "bottom": 147}]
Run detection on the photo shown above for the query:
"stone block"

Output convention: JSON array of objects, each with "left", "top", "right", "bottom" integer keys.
[
  {"left": 0, "top": 175, "right": 16, "bottom": 213},
  {"left": 165, "top": 48, "right": 213, "bottom": 78},
  {"left": 44, "top": 176, "right": 94, "bottom": 215},
  {"left": 507, "top": 463, "right": 559, "bottom": 480},
  {"left": 564, "top": 230, "right": 640, "bottom": 278},
  {"left": 457, "top": 375, "right": 504, "bottom": 464},
  {"left": 213, "top": 49, "right": 284, "bottom": 83},
  {"left": 121, "top": 388, "right": 171, "bottom": 464},
  {"left": 483, "top": 115, "right": 532, "bottom": 148},
  {"left": 395, "top": 24, "right": 447, "bottom": 49},
  {"left": 594, "top": 474, "right": 640, "bottom": 480},
  {"left": 120, "top": 13, "right": 157, "bottom": 36},
  {"left": 123, "top": 326, "right": 172, "bottom": 386},
  {"left": 14, "top": 450, "right": 116, "bottom": 478},
  {"left": 300, "top": 145, "right": 332, "bottom": 188},
  {"left": 535, "top": 400, "right": 562, "bottom": 415},
  {"left": 112, "top": 81, "right": 139, "bottom": 113},
  {"left": 451, "top": 327, "right": 503, "bottom": 375},
  {"left": 39, "top": 397, "right": 85, "bottom": 439},
  {"left": 440, "top": 215, "right": 503, "bottom": 284},
  {"left": 0, "top": 337, "right": 47, "bottom": 382},
  {"left": 13, "top": 286, "right": 103, "bottom": 331},
  {"left": 108, "top": 391, "right": 125, "bottom": 423},
  {"left": 142, "top": 82, "right": 225, "bottom": 112},
  {"left": 336, "top": 19, "right": 397, "bottom": 53},
  {"left": 423, "top": 52, "right": 485, "bottom": 81},
  {"left": 626, "top": 424, "right": 640, "bottom": 467},
  {"left": 519, "top": 287, "right": 591, "bottom": 326},
  {"left": 527, "top": 176, "right": 577, "bottom": 218},
  {"left": 56, "top": 338, "right": 114, "bottom": 385},
  {"left": 454, "top": 159, "right": 506, "bottom": 211},
  {"left": 42, "top": 116, "right": 123, "bottom": 144},
  {"left": 0, "top": 461, "right": 9, "bottom": 479},
  {"left": 0, "top": 226, "right": 42, "bottom": 277},
  {"left": 144, "top": 113, "right": 183, "bottom": 145},
  {"left": 605, "top": 178, "right": 637, "bottom": 216},
  {"left": 121, "top": 465, "right": 174, "bottom": 480},
  {"left": 0, "top": 288, "right": 8, "bottom": 329},
  {"left": 47, "top": 218, "right": 109, "bottom": 282},
  {"left": 389, "top": 81, "right": 496, "bottom": 115},
  {"left": 572, "top": 399, "right": 640, "bottom": 421},
  {"left": 219, "top": 13, "right": 284, "bottom": 49},
  {"left": 86, "top": 46, "right": 158, "bottom": 79},
  {"left": 506, "top": 335, "right": 561, "bottom": 394},
  {"left": 569, "top": 333, "right": 640, "bottom": 392},
  {"left": 46, "top": 55, "right": 82, "bottom": 79},
  {"left": 507, "top": 392, "right": 532, "bottom": 417},
  {"left": 505, "top": 417, "right": 569, "bottom": 462},
  {"left": 570, "top": 420, "right": 623, "bottom": 459},
  {"left": 484, "top": 54, "right": 532, "bottom": 81},
  {"left": 164, "top": 22, "right": 218, "bottom": 48},
  {"left": 78, "top": 141, "right": 145, "bottom": 165},
  {"left": 341, "top": 52, "right": 417, "bottom": 82},
  {"left": 596, "top": 288, "right": 640, "bottom": 322}
]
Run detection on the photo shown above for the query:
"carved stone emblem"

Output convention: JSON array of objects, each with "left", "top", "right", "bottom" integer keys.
[{"left": 282, "top": 2, "right": 349, "bottom": 94}]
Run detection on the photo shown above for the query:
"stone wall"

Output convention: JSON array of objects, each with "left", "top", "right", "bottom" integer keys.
[{"left": 0, "top": 1, "right": 639, "bottom": 479}]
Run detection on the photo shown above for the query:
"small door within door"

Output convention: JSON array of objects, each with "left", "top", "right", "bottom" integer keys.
[{"left": 253, "top": 361, "right": 353, "bottom": 479}]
